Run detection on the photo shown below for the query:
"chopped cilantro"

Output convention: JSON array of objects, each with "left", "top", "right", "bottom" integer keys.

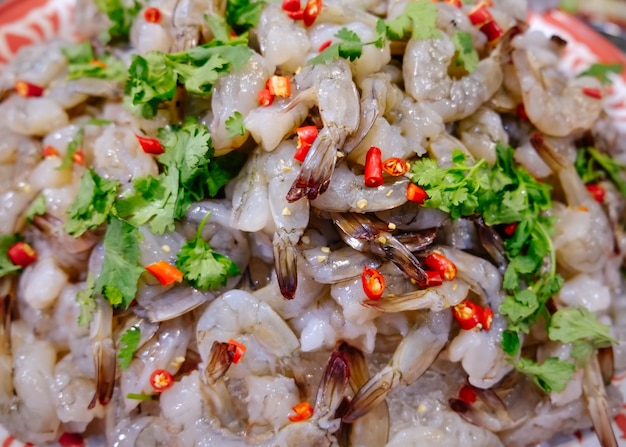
[
  {"left": 93, "top": 0, "right": 142, "bottom": 43},
  {"left": 126, "top": 393, "right": 156, "bottom": 400},
  {"left": 59, "top": 128, "right": 84, "bottom": 170},
  {"left": 64, "top": 169, "right": 120, "bottom": 237},
  {"left": 25, "top": 194, "right": 47, "bottom": 222},
  {"left": 125, "top": 38, "right": 251, "bottom": 118},
  {"left": 206, "top": 150, "right": 248, "bottom": 197},
  {"left": 549, "top": 307, "right": 615, "bottom": 366},
  {"left": 117, "top": 119, "right": 223, "bottom": 234},
  {"left": 94, "top": 217, "right": 144, "bottom": 309},
  {"left": 451, "top": 31, "right": 478, "bottom": 73},
  {"left": 118, "top": 325, "right": 141, "bottom": 370},
  {"left": 76, "top": 273, "right": 97, "bottom": 327},
  {"left": 176, "top": 212, "right": 240, "bottom": 290},
  {"left": 62, "top": 41, "right": 127, "bottom": 82},
  {"left": 225, "top": 111, "right": 246, "bottom": 138},
  {"left": 575, "top": 147, "right": 626, "bottom": 196},
  {"left": 309, "top": 20, "right": 386, "bottom": 65},
  {"left": 385, "top": 0, "right": 439, "bottom": 41},
  {"left": 225, "top": 0, "right": 266, "bottom": 34},
  {"left": 514, "top": 357, "right": 575, "bottom": 393},
  {"left": 578, "top": 62, "right": 623, "bottom": 85},
  {"left": 0, "top": 234, "right": 22, "bottom": 278}
]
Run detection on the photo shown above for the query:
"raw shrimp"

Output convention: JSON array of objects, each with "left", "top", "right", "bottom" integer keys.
[
  {"left": 286, "top": 60, "right": 361, "bottom": 202},
  {"left": 196, "top": 289, "right": 300, "bottom": 378},
  {"left": 403, "top": 34, "right": 503, "bottom": 123},
  {"left": 0, "top": 95, "right": 69, "bottom": 137},
  {"left": 531, "top": 133, "right": 614, "bottom": 274},
  {"left": 209, "top": 53, "right": 274, "bottom": 155},
  {"left": 458, "top": 107, "right": 509, "bottom": 166},
  {"left": 512, "top": 31, "right": 603, "bottom": 137},
  {"left": 88, "top": 298, "right": 116, "bottom": 410},
  {"left": 342, "top": 309, "right": 452, "bottom": 422}
]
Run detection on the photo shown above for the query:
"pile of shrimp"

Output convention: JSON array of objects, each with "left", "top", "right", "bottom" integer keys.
[{"left": 1, "top": 0, "right": 626, "bottom": 445}]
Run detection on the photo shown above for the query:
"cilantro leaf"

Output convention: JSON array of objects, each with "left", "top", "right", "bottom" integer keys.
[
  {"left": 117, "top": 120, "right": 220, "bottom": 234},
  {"left": 126, "top": 41, "right": 252, "bottom": 118},
  {"left": 579, "top": 62, "right": 623, "bottom": 85},
  {"left": 588, "top": 147, "right": 626, "bottom": 196},
  {"left": 118, "top": 325, "right": 141, "bottom": 370},
  {"left": 451, "top": 31, "right": 478, "bottom": 73},
  {"left": 225, "top": 111, "right": 246, "bottom": 138},
  {"left": 549, "top": 307, "right": 615, "bottom": 346},
  {"left": 176, "top": 212, "right": 240, "bottom": 290},
  {"left": 0, "top": 234, "right": 22, "bottom": 278},
  {"left": 225, "top": 0, "right": 266, "bottom": 34},
  {"left": 93, "top": 0, "right": 142, "bottom": 43},
  {"left": 63, "top": 41, "right": 127, "bottom": 82},
  {"left": 309, "top": 20, "right": 387, "bottom": 65},
  {"left": 514, "top": 357, "right": 575, "bottom": 393},
  {"left": 59, "top": 128, "right": 84, "bottom": 169},
  {"left": 94, "top": 217, "right": 144, "bottom": 309},
  {"left": 385, "top": 0, "right": 439, "bottom": 41},
  {"left": 206, "top": 150, "right": 247, "bottom": 196},
  {"left": 64, "top": 169, "right": 120, "bottom": 237},
  {"left": 76, "top": 273, "right": 97, "bottom": 327},
  {"left": 25, "top": 194, "right": 47, "bottom": 222}
]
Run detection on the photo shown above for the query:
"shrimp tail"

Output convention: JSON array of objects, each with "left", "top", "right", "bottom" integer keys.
[
  {"left": 315, "top": 349, "right": 351, "bottom": 432},
  {"left": 449, "top": 383, "right": 516, "bottom": 432},
  {"left": 204, "top": 341, "right": 235, "bottom": 384},
  {"left": 88, "top": 337, "right": 116, "bottom": 408},
  {"left": 286, "top": 127, "right": 338, "bottom": 202},
  {"left": 582, "top": 355, "right": 618, "bottom": 447},
  {"left": 273, "top": 231, "right": 298, "bottom": 300}
]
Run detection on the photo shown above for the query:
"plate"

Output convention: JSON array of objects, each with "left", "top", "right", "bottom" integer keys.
[{"left": 0, "top": 2, "right": 625, "bottom": 446}]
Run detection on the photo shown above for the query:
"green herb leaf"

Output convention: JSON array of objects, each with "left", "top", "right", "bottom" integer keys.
[
  {"left": 309, "top": 20, "right": 387, "bottom": 65},
  {"left": 515, "top": 357, "right": 575, "bottom": 393},
  {"left": 64, "top": 169, "right": 120, "bottom": 237},
  {"left": 126, "top": 393, "right": 156, "bottom": 400},
  {"left": 118, "top": 325, "right": 141, "bottom": 370},
  {"left": 0, "top": 234, "right": 22, "bottom": 279},
  {"left": 25, "top": 194, "right": 47, "bottom": 222},
  {"left": 385, "top": 0, "right": 439, "bottom": 41},
  {"left": 76, "top": 273, "right": 97, "bottom": 327},
  {"left": 225, "top": 111, "right": 246, "bottom": 138},
  {"left": 94, "top": 217, "right": 144, "bottom": 309},
  {"left": 93, "top": 0, "right": 142, "bottom": 43},
  {"left": 451, "top": 31, "right": 478, "bottom": 73},
  {"left": 176, "top": 212, "right": 240, "bottom": 290},
  {"left": 59, "top": 128, "right": 85, "bottom": 170},
  {"left": 549, "top": 307, "right": 615, "bottom": 345},
  {"left": 206, "top": 150, "right": 247, "bottom": 196},
  {"left": 225, "top": 0, "right": 266, "bottom": 34},
  {"left": 579, "top": 62, "right": 623, "bottom": 85}
]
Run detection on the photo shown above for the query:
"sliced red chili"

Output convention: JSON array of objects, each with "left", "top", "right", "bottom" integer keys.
[
  {"left": 145, "top": 260, "right": 184, "bottom": 286},
  {"left": 482, "top": 307, "right": 494, "bottom": 331},
  {"left": 452, "top": 299, "right": 484, "bottom": 331},
  {"left": 286, "top": 9, "right": 304, "bottom": 20},
  {"left": 72, "top": 150, "right": 85, "bottom": 165},
  {"left": 58, "top": 432, "right": 84, "bottom": 447},
  {"left": 516, "top": 103, "right": 529, "bottom": 121},
  {"left": 7, "top": 241, "right": 37, "bottom": 268},
  {"left": 468, "top": 4, "right": 492, "bottom": 26},
  {"left": 382, "top": 157, "right": 408, "bottom": 176},
  {"left": 42, "top": 145, "right": 60, "bottom": 157},
  {"left": 302, "top": 0, "right": 322, "bottom": 27},
  {"left": 149, "top": 369, "right": 174, "bottom": 392},
  {"left": 258, "top": 88, "right": 274, "bottom": 106},
  {"left": 364, "top": 146, "right": 384, "bottom": 187},
  {"left": 227, "top": 338, "right": 247, "bottom": 364},
  {"left": 582, "top": 87, "right": 603, "bottom": 99},
  {"left": 503, "top": 222, "right": 518, "bottom": 237},
  {"left": 294, "top": 125, "right": 318, "bottom": 162},
  {"left": 267, "top": 75, "right": 291, "bottom": 97},
  {"left": 318, "top": 40, "right": 332, "bottom": 52},
  {"left": 136, "top": 135, "right": 164, "bottom": 155},
  {"left": 479, "top": 19, "right": 503, "bottom": 43},
  {"left": 281, "top": 0, "right": 301, "bottom": 12},
  {"left": 424, "top": 252, "right": 457, "bottom": 281},
  {"left": 144, "top": 6, "right": 162, "bottom": 23},
  {"left": 89, "top": 59, "right": 107, "bottom": 69},
  {"left": 425, "top": 270, "right": 443, "bottom": 287},
  {"left": 406, "top": 183, "right": 428, "bottom": 204},
  {"left": 586, "top": 184, "right": 605, "bottom": 203},
  {"left": 289, "top": 401, "right": 314, "bottom": 422},
  {"left": 444, "top": 0, "right": 462, "bottom": 7},
  {"left": 458, "top": 384, "right": 477, "bottom": 404},
  {"left": 361, "top": 266, "right": 385, "bottom": 300},
  {"left": 15, "top": 80, "right": 44, "bottom": 97}
]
